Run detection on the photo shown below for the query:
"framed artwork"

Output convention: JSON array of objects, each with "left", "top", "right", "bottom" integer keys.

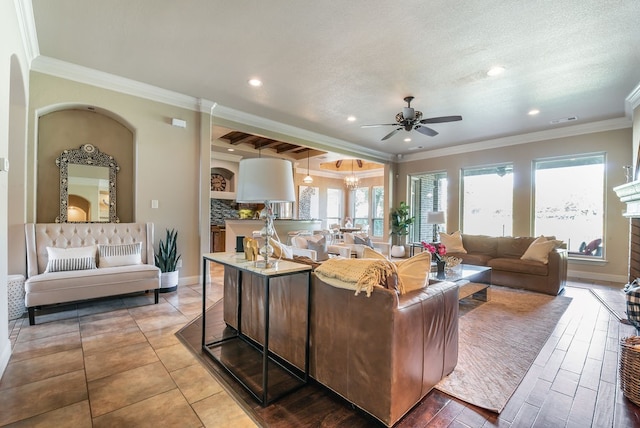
[{"left": 298, "top": 186, "right": 319, "bottom": 219}]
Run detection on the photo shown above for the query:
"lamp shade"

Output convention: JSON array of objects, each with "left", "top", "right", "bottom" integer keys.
[
  {"left": 236, "top": 158, "right": 296, "bottom": 202},
  {"left": 426, "top": 211, "right": 446, "bottom": 225}
]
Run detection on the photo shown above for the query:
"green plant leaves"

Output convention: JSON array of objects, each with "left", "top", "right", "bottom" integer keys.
[{"left": 154, "top": 228, "right": 181, "bottom": 272}]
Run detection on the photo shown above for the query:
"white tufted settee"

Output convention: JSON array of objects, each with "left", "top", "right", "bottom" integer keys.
[{"left": 24, "top": 222, "right": 161, "bottom": 325}]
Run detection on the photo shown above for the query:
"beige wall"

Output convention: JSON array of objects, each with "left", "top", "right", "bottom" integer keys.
[
  {"left": 28, "top": 72, "right": 202, "bottom": 284},
  {"left": 37, "top": 109, "right": 134, "bottom": 222},
  {"left": 293, "top": 173, "right": 344, "bottom": 225},
  {"left": 397, "top": 128, "right": 632, "bottom": 282},
  {"left": 634, "top": 104, "right": 640, "bottom": 178}
]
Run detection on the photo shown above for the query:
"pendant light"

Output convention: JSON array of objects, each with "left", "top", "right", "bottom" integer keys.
[
  {"left": 344, "top": 159, "right": 359, "bottom": 190},
  {"left": 303, "top": 149, "right": 313, "bottom": 184}
]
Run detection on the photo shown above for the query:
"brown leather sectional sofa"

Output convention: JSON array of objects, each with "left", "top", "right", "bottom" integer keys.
[
  {"left": 446, "top": 234, "right": 568, "bottom": 295},
  {"left": 223, "top": 268, "right": 459, "bottom": 427}
]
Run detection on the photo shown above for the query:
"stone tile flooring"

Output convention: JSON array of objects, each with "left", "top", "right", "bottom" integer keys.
[{"left": 1, "top": 265, "right": 257, "bottom": 427}]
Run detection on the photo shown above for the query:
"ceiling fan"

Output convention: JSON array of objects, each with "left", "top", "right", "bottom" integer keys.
[{"left": 362, "top": 96, "right": 462, "bottom": 141}]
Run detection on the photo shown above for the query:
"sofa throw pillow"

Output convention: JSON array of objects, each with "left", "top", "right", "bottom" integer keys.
[
  {"left": 293, "top": 236, "right": 310, "bottom": 249},
  {"left": 362, "top": 246, "right": 386, "bottom": 259},
  {"left": 307, "top": 237, "right": 329, "bottom": 261},
  {"left": 439, "top": 231, "right": 467, "bottom": 254},
  {"left": 394, "top": 251, "right": 433, "bottom": 293},
  {"left": 98, "top": 242, "right": 143, "bottom": 268},
  {"left": 520, "top": 236, "right": 557, "bottom": 264},
  {"left": 270, "top": 238, "right": 294, "bottom": 259},
  {"left": 353, "top": 235, "right": 374, "bottom": 248},
  {"left": 45, "top": 245, "right": 97, "bottom": 273}
]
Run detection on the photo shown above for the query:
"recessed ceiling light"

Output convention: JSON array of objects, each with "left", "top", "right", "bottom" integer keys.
[
  {"left": 248, "top": 78, "right": 262, "bottom": 87},
  {"left": 404, "top": 138, "right": 411, "bottom": 142},
  {"left": 347, "top": 116, "right": 357, "bottom": 122},
  {"left": 227, "top": 148, "right": 235, "bottom": 152},
  {"left": 487, "top": 66, "right": 505, "bottom": 77},
  {"left": 528, "top": 109, "right": 540, "bottom": 115}
]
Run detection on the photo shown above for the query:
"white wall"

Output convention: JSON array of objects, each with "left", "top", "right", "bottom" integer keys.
[{"left": 1, "top": 0, "right": 31, "bottom": 379}]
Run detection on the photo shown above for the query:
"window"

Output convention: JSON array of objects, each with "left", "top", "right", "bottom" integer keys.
[
  {"left": 462, "top": 164, "right": 513, "bottom": 236},
  {"left": 326, "top": 188, "right": 342, "bottom": 228},
  {"left": 410, "top": 172, "right": 447, "bottom": 243},
  {"left": 372, "top": 186, "right": 384, "bottom": 237},
  {"left": 353, "top": 187, "right": 370, "bottom": 231},
  {"left": 534, "top": 154, "right": 605, "bottom": 257}
]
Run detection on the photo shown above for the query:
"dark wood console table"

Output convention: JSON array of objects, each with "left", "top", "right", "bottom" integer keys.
[{"left": 201, "top": 252, "right": 312, "bottom": 406}]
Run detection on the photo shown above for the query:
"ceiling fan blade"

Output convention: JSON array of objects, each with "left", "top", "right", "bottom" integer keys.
[
  {"left": 361, "top": 123, "right": 398, "bottom": 128},
  {"left": 382, "top": 128, "right": 402, "bottom": 141},
  {"left": 420, "top": 115, "right": 463, "bottom": 124},
  {"left": 415, "top": 125, "right": 438, "bottom": 137}
]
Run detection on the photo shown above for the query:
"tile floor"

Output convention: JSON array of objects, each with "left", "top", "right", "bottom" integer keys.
[{"left": 1, "top": 265, "right": 257, "bottom": 427}]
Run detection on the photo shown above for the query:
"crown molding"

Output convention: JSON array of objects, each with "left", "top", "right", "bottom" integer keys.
[
  {"left": 400, "top": 117, "right": 632, "bottom": 162},
  {"left": 211, "top": 105, "right": 393, "bottom": 162},
  {"left": 626, "top": 81, "right": 640, "bottom": 115},
  {"left": 29, "top": 56, "right": 393, "bottom": 163},
  {"left": 14, "top": 0, "right": 39, "bottom": 62},
  {"left": 31, "top": 56, "right": 206, "bottom": 111}
]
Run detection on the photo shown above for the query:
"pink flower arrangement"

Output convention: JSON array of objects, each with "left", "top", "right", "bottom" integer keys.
[{"left": 421, "top": 242, "right": 447, "bottom": 262}]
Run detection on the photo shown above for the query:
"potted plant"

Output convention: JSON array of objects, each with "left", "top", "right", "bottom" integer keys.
[
  {"left": 390, "top": 201, "right": 415, "bottom": 257},
  {"left": 155, "top": 228, "right": 181, "bottom": 292}
]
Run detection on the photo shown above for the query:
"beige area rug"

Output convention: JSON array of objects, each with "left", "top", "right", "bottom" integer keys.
[{"left": 435, "top": 286, "right": 572, "bottom": 413}]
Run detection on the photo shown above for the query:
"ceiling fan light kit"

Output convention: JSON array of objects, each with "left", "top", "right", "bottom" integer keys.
[{"left": 363, "top": 96, "right": 462, "bottom": 141}]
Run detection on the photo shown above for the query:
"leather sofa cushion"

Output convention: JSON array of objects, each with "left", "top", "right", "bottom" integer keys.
[
  {"left": 487, "top": 257, "right": 548, "bottom": 276},
  {"left": 496, "top": 236, "right": 538, "bottom": 258},
  {"left": 461, "top": 234, "right": 498, "bottom": 256},
  {"left": 448, "top": 252, "right": 493, "bottom": 266}
]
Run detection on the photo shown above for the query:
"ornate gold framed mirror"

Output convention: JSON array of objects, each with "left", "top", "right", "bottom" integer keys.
[{"left": 56, "top": 143, "right": 120, "bottom": 223}]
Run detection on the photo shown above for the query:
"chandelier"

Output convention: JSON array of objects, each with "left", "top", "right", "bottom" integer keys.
[{"left": 344, "top": 159, "right": 359, "bottom": 190}]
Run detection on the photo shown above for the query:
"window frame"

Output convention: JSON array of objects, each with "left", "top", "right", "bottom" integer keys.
[
  {"left": 532, "top": 153, "right": 606, "bottom": 260},
  {"left": 461, "top": 163, "right": 514, "bottom": 236}
]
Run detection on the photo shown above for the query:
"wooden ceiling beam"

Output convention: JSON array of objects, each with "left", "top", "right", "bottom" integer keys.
[{"left": 276, "top": 144, "right": 300, "bottom": 154}]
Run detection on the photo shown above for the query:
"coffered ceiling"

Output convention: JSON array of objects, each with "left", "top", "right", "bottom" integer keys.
[{"left": 28, "top": 1, "right": 640, "bottom": 160}]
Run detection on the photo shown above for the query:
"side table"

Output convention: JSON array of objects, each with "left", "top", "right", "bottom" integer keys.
[
  {"left": 8, "top": 274, "right": 25, "bottom": 320},
  {"left": 201, "top": 252, "right": 312, "bottom": 406}
]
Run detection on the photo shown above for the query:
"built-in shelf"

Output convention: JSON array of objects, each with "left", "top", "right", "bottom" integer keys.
[{"left": 211, "top": 191, "right": 236, "bottom": 200}]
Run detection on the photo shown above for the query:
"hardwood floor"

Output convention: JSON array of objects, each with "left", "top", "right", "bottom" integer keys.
[{"left": 179, "top": 272, "right": 640, "bottom": 427}]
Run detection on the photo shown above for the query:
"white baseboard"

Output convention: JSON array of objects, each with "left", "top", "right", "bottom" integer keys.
[
  {"left": 0, "top": 338, "right": 12, "bottom": 379},
  {"left": 567, "top": 269, "right": 627, "bottom": 285},
  {"left": 178, "top": 275, "right": 200, "bottom": 287}
]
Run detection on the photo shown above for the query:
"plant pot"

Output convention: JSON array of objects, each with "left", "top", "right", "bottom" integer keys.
[
  {"left": 160, "top": 270, "right": 179, "bottom": 293},
  {"left": 390, "top": 245, "right": 406, "bottom": 258}
]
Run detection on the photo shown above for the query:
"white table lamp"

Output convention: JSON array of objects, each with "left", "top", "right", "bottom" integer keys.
[
  {"left": 236, "top": 158, "right": 296, "bottom": 268},
  {"left": 426, "top": 211, "right": 446, "bottom": 241}
]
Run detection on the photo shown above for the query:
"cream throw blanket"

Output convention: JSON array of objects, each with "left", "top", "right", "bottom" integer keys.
[{"left": 315, "top": 258, "right": 399, "bottom": 296}]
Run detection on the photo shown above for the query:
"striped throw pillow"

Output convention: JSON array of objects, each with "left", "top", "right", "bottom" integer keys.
[
  {"left": 98, "top": 242, "right": 142, "bottom": 268},
  {"left": 45, "top": 246, "right": 98, "bottom": 273}
]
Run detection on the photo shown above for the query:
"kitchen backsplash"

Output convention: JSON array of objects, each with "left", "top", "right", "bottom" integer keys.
[{"left": 211, "top": 199, "right": 239, "bottom": 225}]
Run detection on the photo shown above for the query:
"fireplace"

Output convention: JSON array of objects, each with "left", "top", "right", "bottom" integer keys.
[{"left": 614, "top": 180, "right": 640, "bottom": 282}]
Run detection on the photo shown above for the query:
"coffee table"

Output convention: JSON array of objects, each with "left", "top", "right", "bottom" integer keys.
[{"left": 429, "top": 264, "right": 492, "bottom": 301}]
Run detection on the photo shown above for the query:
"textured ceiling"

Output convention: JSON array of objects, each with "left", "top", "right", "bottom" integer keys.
[{"left": 30, "top": 1, "right": 640, "bottom": 158}]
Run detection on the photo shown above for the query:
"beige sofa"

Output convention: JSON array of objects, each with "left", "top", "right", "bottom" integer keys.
[
  {"left": 25, "top": 223, "right": 161, "bottom": 325},
  {"left": 223, "top": 264, "right": 459, "bottom": 426}
]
